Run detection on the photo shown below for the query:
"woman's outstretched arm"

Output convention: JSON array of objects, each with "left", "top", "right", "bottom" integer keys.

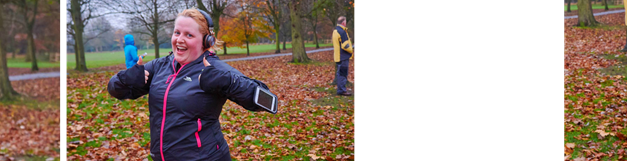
[
  {"left": 199, "top": 57, "right": 274, "bottom": 112},
  {"left": 108, "top": 57, "right": 155, "bottom": 100}
]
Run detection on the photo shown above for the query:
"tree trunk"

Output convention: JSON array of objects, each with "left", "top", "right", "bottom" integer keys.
[
  {"left": 77, "top": 44, "right": 87, "bottom": 71},
  {"left": 73, "top": 43, "right": 79, "bottom": 70},
  {"left": 26, "top": 28, "right": 38, "bottom": 71},
  {"left": 312, "top": 23, "right": 319, "bottom": 49},
  {"left": 275, "top": 24, "right": 280, "bottom": 53},
  {"left": 246, "top": 40, "right": 250, "bottom": 56},
  {"left": 604, "top": 0, "right": 609, "bottom": 10},
  {"left": 223, "top": 42, "right": 227, "bottom": 55},
  {"left": 568, "top": 0, "right": 572, "bottom": 12},
  {"left": 199, "top": 0, "right": 226, "bottom": 51},
  {"left": 288, "top": 1, "right": 310, "bottom": 63},
  {"left": 211, "top": 13, "right": 220, "bottom": 37},
  {"left": 577, "top": 0, "right": 599, "bottom": 27},
  {"left": 0, "top": 10, "right": 20, "bottom": 101},
  {"left": 282, "top": 35, "right": 287, "bottom": 50},
  {"left": 72, "top": 0, "right": 88, "bottom": 72},
  {"left": 153, "top": 33, "right": 159, "bottom": 58},
  {"left": 152, "top": 2, "right": 160, "bottom": 58},
  {"left": 12, "top": 48, "right": 16, "bottom": 59}
]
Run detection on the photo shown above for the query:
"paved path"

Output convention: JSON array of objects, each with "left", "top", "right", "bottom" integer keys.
[
  {"left": 222, "top": 47, "right": 333, "bottom": 62},
  {"left": 565, "top": 9, "right": 625, "bottom": 19},
  {"left": 9, "top": 72, "right": 60, "bottom": 81}
]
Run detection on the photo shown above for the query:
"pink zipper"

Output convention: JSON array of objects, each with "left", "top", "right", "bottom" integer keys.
[
  {"left": 160, "top": 60, "right": 188, "bottom": 161},
  {"left": 195, "top": 118, "right": 202, "bottom": 147}
]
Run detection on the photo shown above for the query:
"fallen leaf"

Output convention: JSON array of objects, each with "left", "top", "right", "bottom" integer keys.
[
  {"left": 596, "top": 130, "right": 610, "bottom": 137},
  {"left": 307, "top": 154, "right": 321, "bottom": 160}
]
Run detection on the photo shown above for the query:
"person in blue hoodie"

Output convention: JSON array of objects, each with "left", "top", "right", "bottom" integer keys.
[{"left": 124, "top": 34, "right": 139, "bottom": 69}]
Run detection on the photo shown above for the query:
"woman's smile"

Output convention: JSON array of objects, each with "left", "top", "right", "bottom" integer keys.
[{"left": 176, "top": 43, "right": 188, "bottom": 55}]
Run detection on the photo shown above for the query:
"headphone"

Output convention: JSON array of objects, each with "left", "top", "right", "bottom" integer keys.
[{"left": 198, "top": 10, "right": 215, "bottom": 49}]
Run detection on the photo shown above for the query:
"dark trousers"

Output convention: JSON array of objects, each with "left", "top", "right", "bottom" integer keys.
[{"left": 336, "top": 59, "right": 349, "bottom": 94}]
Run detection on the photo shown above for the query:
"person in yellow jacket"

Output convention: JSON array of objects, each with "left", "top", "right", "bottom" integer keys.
[{"left": 332, "top": 16, "right": 353, "bottom": 96}]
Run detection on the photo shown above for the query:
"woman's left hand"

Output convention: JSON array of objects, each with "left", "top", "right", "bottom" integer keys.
[{"left": 198, "top": 57, "right": 211, "bottom": 81}]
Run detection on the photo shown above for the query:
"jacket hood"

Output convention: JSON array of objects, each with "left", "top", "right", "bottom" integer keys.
[{"left": 124, "top": 34, "right": 135, "bottom": 45}]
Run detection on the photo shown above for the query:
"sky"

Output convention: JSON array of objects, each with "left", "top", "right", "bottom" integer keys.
[{"left": 105, "top": 14, "right": 128, "bottom": 30}]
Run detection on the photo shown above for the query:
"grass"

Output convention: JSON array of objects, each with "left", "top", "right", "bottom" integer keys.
[
  {"left": 67, "top": 79, "right": 151, "bottom": 158},
  {"left": 599, "top": 53, "right": 627, "bottom": 76},
  {"left": 67, "top": 53, "right": 355, "bottom": 159},
  {"left": 565, "top": 4, "right": 624, "bottom": 11},
  {"left": 7, "top": 57, "right": 60, "bottom": 68},
  {"left": 311, "top": 82, "right": 354, "bottom": 110},
  {"left": 67, "top": 43, "right": 332, "bottom": 69}
]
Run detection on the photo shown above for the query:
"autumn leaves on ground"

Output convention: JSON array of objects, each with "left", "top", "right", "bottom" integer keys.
[
  {"left": 67, "top": 51, "right": 355, "bottom": 160},
  {"left": 0, "top": 69, "right": 60, "bottom": 160},
  {"left": 563, "top": 13, "right": 627, "bottom": 160}
]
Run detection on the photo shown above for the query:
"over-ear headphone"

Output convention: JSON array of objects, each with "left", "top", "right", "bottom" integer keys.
[{"left": 198, "top": 10, "right": 215, "bottom": 49}]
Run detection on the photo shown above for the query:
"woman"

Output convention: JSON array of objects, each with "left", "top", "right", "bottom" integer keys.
[{"left": 107, "top": 8, "right": 274, "bottom": 161}]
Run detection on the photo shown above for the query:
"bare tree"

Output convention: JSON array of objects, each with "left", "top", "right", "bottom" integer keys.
[
  {"left": 280, "top": 5, "right": 290, "bottom": 50},
  {"left": 14, "top": 0, "right": 39, "bottom": 71},
  {"left": 104, "top": 0, "right": 184, "bottom": 58},
  {"left": 197, "top": 0, "right": 229, "bottom": 36},
  {"left": 0, "top": 3, "right": 21, "bottom": 101},
  {"left": 68, "top": 0, "right": 109, "bottom": 71},
  {"left": 84, "top": 17, "right": 114, "bottom": 52},
  {"left": 287, "top": 0, "right": 310, "bottom": 63},
  {"left": 261, "top": 0, "right": 283, "bottom": 53},
  {"left": 305, "top": 0, "right": 320, "bottom": 48}
]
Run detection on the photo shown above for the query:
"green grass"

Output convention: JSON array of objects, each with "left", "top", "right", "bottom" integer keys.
[
  {"left": 7, "top": 57, "right": 60, "bottom": 68},
  {"left": 310, "top": 82, "right": 354, "bottom": 112},
  {"left": 599, "top": 54, "right": 627, "bottom": 76},
  {"left": 67, "top": 43, "right": 332, "bottom": 69},
  {"left": 565, "top": 4, "right": 624, "bottom": 11}
]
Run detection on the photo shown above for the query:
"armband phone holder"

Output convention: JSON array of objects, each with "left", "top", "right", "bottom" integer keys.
[{"left": 254, "top": 87, "right": 278, "bottom": 114}]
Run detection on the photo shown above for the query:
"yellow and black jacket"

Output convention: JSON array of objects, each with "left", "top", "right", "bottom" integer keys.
[{"left": 332, "top": 25, "right": 353, "bottom": 62}]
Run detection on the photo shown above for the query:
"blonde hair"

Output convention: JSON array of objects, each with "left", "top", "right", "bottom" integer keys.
[{"left": 177, "top": 7, "right": 224, "bottom": 52}]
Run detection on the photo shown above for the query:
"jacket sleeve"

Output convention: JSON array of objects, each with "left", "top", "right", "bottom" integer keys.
[
  {"left": 107, "top": 60, "right": 155, "bottom": 100},
  {"left": 198, "top": 65, "right": 271, "bottom": 112},
  {"left": 332, "top": 30, "right": 340, "bottom": 62},
  {"left": 131, "top": 47, "right": 139, "bottom": 63},
  {"left": 340, "top": 30, "right": 353, "bottom": 54}
]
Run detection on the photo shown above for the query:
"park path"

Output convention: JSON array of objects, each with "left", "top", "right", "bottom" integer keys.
[
  {"left": 565, "top": 9, "right": 625, "bottom": 19},
  {"left": 9, "top": 72, "right": 60, "bottom": 81},
  {"left": 9, "top": 47, "right": 335, "bottom": 81},
  {"left": 222, "top": 47, "right": 333, "bottom": 62}
]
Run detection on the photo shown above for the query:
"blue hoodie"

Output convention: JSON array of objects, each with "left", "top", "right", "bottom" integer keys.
[{"left": 124, "top": 34, "right": 139, "bottom": 69}]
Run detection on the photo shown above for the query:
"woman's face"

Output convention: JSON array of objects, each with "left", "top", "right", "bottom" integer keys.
[{"left": 172, "top": 16, "right": 204, "bottom": 65}]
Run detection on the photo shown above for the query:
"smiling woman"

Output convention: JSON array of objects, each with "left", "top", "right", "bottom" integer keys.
[{"left": 106, "top": 8, "right": 277, "bottom": 161}]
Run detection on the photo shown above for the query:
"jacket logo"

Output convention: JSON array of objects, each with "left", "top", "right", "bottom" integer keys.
[{"left": 184, "top": 76, "right": 192, "bottom": 82}]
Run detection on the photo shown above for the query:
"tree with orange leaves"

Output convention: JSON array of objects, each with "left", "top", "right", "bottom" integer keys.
[{"left": 220, "top": 0, "right": 271, "bottom": 56}]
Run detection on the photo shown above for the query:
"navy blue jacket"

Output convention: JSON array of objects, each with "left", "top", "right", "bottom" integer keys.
[{"left": 107, "top": 51, "right": 270, "bottom": 161}]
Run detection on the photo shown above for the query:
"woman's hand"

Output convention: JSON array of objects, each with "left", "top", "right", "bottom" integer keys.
[
  {"left": 199, "top": 57, "right": 211, "bottom": 81},
  {"left": 138, "top": 55, "right": 149, "bottom": 84}
]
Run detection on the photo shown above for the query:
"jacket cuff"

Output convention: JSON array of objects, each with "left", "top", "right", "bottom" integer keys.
[{"left": 118, "top": 64, "right": 145, "bottom": 88}]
